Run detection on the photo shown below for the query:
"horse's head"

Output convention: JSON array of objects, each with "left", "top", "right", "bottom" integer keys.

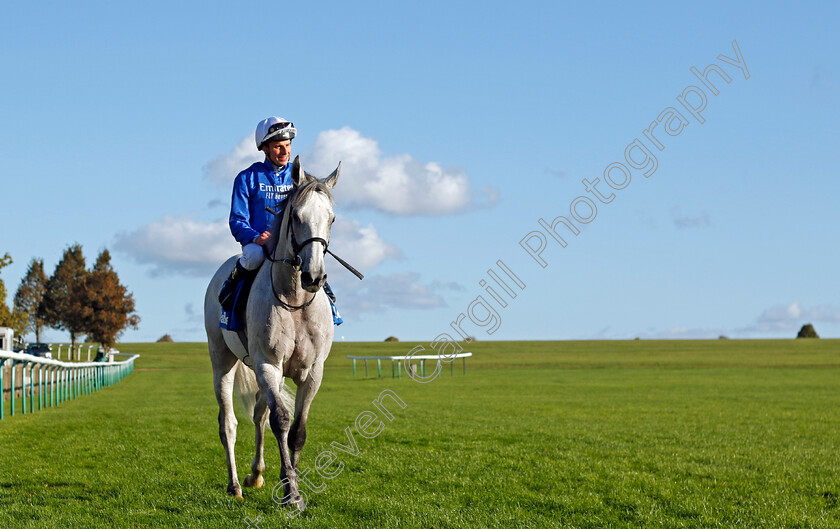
[{"left": 285, "top": 155, "right": 340, "bottom": 292}]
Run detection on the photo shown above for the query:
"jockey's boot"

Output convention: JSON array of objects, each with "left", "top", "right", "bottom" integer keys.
[
  {"left": 323, "top": 281, "right": 336, "bottom": 303},
  {"left": 219, "top": 261, "right": 250, "bottom": 310},
  {"left": 323, "top": 282, "right": 342, "bottom": 325}
]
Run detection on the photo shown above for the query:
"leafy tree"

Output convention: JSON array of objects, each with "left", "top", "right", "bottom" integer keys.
[
  {"left": 79, "top": 249, "right": 140, "bottom": 349},
  {"left": 0, "top": 253, "right": 24, "bottom": 332},
  {"left": 797, "top": 323, "right": 819, "bottom": 339},
  {"left": 13, "top": 258, "right": 48, "bottom": 341},
  {"left": 39, "top": 244, "right": 88, "bottom": 358}
]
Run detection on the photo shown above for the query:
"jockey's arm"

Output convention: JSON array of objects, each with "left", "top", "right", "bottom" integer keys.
[{"left": 229, "top": 173, "right": 261, "bottom": 245}]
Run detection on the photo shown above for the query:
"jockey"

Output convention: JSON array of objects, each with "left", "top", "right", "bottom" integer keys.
[{"left": 219, "top": 117, "right": 340, "bottom": 323}]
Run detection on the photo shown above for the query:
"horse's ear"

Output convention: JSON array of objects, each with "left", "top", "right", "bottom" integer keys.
[
  {"left": 292, "top": 155, "right": 306, "bottom": 186},
  {"left": 324, "top": 161, "right": 340, "bottom": 189}
]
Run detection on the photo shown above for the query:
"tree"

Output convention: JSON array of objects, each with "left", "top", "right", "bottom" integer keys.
[
  {"left": 13, "top": 258, "right": 48, "bottom": 341},
  {"left": 39, "top": 244, "right": 88, "bottom": 358},
  {"left": 79, "top": 249, "right": 140, "bottom": 349},
  {"left": 0, "top": 253, "right": 24, "bottom": 332},
  {"left": 797, "top": 323, "right": 819, "bottom": 339}
]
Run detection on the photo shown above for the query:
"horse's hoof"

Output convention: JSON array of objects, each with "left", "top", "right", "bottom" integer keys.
[
  {"left": 282, "top": 492, "right": 303, "bottom": 506},
  {"left": 227, "top": 485, "right": 243, "bottom": 499},
  {"left": 244, "top": 474, "right": 265, "bottom": 488}
]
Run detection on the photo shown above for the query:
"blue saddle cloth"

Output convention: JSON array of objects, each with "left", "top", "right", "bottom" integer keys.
[
  {"left": 220, "top": 278, "right": 343, "bottom": 330},
  {"left": 219, "top": 275, "right": 254, "bottom": 331}
]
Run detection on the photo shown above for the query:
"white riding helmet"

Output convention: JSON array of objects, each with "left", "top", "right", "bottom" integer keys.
[{"left": 255, "top": 117, "right": 297, "bottom": 149}]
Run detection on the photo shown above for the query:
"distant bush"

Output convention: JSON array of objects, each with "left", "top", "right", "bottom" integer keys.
[
  {"left": 796, "top": 324, "right": 819, "bottom": 339},
  {"left": 157, "top": 334, "right": 174, "bottom": 343},
  {"left": 384, "top": 336, "right": 399, "bottom": 342},
  {"left": 718, "top": 335, "right": 729, "bottom": 340}
]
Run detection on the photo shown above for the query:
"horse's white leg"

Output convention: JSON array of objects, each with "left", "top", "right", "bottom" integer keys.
[
  {"left": 254, "top": 361, "right": 301, "bottom": 505},
  {"left": 212, "top": 352, "right": 242, "bottom": 498},
  {"left": 289, "top": 363, "right": 324, "bottom": 469},
  {"left": 244, "top": 394, "right": 269, "bottom": 489}
]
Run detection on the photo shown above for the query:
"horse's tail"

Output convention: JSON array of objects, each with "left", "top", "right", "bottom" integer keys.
[{"left": 233, "top": 361, "right": 296, "bottom": 421}]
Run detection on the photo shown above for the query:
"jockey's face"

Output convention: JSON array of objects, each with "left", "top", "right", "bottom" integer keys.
[{"left": 262, "top": 139, "right": 292, "bottom": 167}]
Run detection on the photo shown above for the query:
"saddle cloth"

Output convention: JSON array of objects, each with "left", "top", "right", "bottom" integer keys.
[{"left": 219, "top": 273, "right": 256, "bottom": 332}]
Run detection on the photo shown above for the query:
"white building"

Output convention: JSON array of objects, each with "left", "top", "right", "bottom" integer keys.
[{"left": 0, "top": 327, "right": 13, "bottom": 352}]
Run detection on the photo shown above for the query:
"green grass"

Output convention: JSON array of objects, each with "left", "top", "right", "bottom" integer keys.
[{"left": 1, "top": 339, "right": 839, "bottom": 528}]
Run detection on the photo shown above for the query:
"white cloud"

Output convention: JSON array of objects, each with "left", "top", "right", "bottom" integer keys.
[
  {"left": 202, "top": 136, "right": 262, "bottom": 185},
  {"left": 334, "top": 272, "right": 448, "bottom": 314},
  {"left": 114, "top": 216, "right": 241, "bottom": 277},
  {"left": 671, "top": 207, "right": 710, "bottom": 229},
  {"left": 115, "top": 213, "right": 401, "bottom": 278},
  {"left": 330, "top": 215, "right": 401, "bottom": 271},
  {"left": 646, "top": 327, "right": 722, "bottom": 339},
  {"left": 734, "top": 302, "right": 840, "bottom": 335},
  {"left": 808, "top": 305, "right": 840, "bottom": 323},
  {"left": 304, "top": 127, "right": 498, "bottom": 215},
  {"left": 626, "top": 302, "right": 840, "bottom": 340},
  {"left": 114, "top": 214, "right": 446, "bottom": 316},
  {"left": 757, "top": 301, "right": 803, "bottom": 324}
]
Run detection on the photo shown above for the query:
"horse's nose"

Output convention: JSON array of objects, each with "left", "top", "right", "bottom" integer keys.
[
  {"left": 301, "top": 270, "right": 314, "bottom": 287},
  {"left": 300, "top": 270, "right": 326, "bottom": 291}
]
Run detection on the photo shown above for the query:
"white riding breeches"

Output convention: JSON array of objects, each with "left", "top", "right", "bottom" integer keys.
[{"left": 239, "top": 243, "right": 266, "bottom": 271}]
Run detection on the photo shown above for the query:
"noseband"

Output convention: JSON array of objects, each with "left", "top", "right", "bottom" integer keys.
[{"left": 291, "top": 232, "right": 329, "bottom": 260}]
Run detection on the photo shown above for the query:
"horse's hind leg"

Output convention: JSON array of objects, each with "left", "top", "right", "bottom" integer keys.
[
  {"left": 211, "top": 349, "right": 243, "bottom": 498},
  {"left": 244, "top": 394, "right": 269, "bottom": 489},
  {"left": 289, "top": 363, "right": 324, "bottom": 469}
]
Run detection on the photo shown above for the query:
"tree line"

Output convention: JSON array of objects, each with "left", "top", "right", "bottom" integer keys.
[{"left": 0, "top": 244, "right": 140, "bottom": 359}]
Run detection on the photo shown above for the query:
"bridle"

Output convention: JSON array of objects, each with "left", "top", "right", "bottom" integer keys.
[
  {"left": 263, "top": 189, "right": 363, "bottom": 312},
  {"left": 263, "top": 196, "right": 323, "bottom": 311}
]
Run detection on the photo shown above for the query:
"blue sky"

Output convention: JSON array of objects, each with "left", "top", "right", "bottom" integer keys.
[{"left": 1, "top": 1, "right": 838, "bottom": 343}]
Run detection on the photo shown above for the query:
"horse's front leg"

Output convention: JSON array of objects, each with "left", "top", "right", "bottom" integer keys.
[
  {"left": 254, "top": 361, "right": 301, "bottom": 506},
  {"left": 289, "top": 363, "right": 324, "bottom": 469}
]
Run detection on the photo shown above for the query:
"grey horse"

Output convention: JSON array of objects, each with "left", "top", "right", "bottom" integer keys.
[{"left": 204, "top": 155, "right": 339, "bottom": 505}]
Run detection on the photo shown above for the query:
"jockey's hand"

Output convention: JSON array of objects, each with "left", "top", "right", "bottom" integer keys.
[{"left": 254, "top": 231, "right": 271, "bottom": 246}]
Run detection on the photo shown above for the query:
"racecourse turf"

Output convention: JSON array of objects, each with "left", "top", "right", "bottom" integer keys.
[{"left": 0, "top": 339, "right": 838, "bottom": 528}]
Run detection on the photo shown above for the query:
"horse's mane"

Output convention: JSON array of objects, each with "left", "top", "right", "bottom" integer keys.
[{"left": 267, "top": 178, "right": 334, "bottom": 255}]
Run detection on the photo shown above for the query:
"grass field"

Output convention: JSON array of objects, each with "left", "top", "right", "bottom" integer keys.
[{"left": 0, "top": 339, "right": 839, "bottom": 528}]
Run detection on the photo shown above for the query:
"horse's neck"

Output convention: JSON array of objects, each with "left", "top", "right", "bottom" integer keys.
[{"left": 270, "top": 263, "right": 306, "bottom": 303}]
